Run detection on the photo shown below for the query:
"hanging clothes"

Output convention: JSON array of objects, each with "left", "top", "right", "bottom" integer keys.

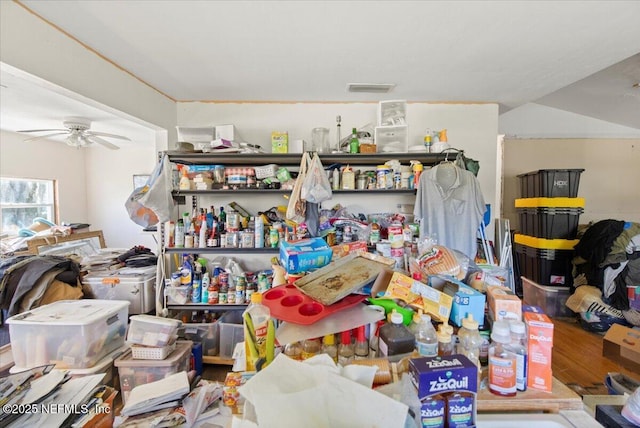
[{"left": 413, "top": 162, "right": 486, "bottom": 259}]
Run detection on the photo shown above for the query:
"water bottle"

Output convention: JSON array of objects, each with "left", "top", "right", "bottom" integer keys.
[
  {"left": 415, "top": 313, "right": 438, "bottom": 357},
  {"left": 254, "top": 215, "right": 264, "bottom": 248},
  {"left": 509, "top": 320, "right": 528, "bottom": 391}
]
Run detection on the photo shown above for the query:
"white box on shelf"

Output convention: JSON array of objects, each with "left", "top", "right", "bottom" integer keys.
[
  {"left": 378, "top": 100, "right": 407, "bottom": 126},
  {"left": 374, "top": 125, "right": 409, "bottom": 153},
  {"left": 215, "top": 124, "right": 236, "bottom": 141},
  {"left": 6, "top": 300, "right": 129, "bottom": 369}
]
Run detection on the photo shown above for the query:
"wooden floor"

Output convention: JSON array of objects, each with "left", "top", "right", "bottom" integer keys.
[
  {"left": 551, "top": 317, "right": 637, "bottom": 396},
  {"left": 202, "top": 316, "right": 639, "bottom": 396}
]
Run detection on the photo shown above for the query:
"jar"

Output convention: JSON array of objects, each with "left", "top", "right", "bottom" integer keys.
[
  {"left": 212, "top": 165, "right": 225, "bottom": 184},
  {"left": 356, "top": 173, "right": 367, "bottom": 190}
]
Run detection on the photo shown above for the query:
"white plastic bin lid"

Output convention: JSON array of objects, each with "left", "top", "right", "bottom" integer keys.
[
  {"left": 6, "top": 300, "right": 130, "bottom": 325},
  {"left": 9, "top": 345, "right": 128, "bottom": 375},
  {"left": 83, "top": 266, "right": 156, "bottom": 282},
  {"left": 129, "top": 314, "right": 182, "bottom": 328}
]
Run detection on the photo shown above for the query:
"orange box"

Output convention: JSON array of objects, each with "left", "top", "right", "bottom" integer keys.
[
  {"left": 486, "top": 285, "right": 522, "bottom": 321},
  {"left": 523, "top": 308, "right": 554, "bottom": 392}
]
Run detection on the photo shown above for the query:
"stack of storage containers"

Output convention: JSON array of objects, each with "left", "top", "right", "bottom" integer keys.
[
  {"left": 514, "top": 169, "right": 585, "bottom": 316},
  {"left": 375, "top": 100, "right": 408, "bottom": 153},
  {"left": 115, "top": 315, "right": 191, "bottom": 404}
]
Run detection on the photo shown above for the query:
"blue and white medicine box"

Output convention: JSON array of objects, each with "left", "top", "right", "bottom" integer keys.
[
  {"left": 445, "top": 278, "right": 485, "bottom": 328},
  {"left": 279, "top": 237, "right": 333, "bottom": 274}
]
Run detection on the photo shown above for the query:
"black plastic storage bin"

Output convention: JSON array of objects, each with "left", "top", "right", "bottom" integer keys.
[
  {"left": 517, "top": 207, "right": 584, "bottom": 239},
  {"left": 517, "top": 169, "right": 584, "bottom": 198},
  {"left": 515, "top": 243, "right": 574, "bottom": 287}
]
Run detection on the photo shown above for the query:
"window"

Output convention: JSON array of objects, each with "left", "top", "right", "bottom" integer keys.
[{"left": 0, "top": 177, "right": 57, "bottom": 235}]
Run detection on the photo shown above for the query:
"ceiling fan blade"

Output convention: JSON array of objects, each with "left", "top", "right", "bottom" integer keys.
[
  {"left": 87, "top": 135, "right": 120, "bottom": 150},
  {"left": 86, "top": 131, "right": 131, "bottom": 141},
  {"left": 24, "top": 132, "right": 69, "bottom": 143},
  {"left": 18, "top": 128, "right": 68, "bottom": 133}
]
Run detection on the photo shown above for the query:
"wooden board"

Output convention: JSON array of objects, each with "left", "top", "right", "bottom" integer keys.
[
  {"left": 294, "top": 252, "right": 395, "bottom": 306},
  {"left": 477, "top": 377, "right": 583, "bottom": 413}
]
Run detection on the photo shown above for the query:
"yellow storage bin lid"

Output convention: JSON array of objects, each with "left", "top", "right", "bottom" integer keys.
[
  {"left": 515, "top": 197, "right": 585, "bottom": 208},
  {"left": 514, "top": 234, "right": 579, "bottom": 250}
]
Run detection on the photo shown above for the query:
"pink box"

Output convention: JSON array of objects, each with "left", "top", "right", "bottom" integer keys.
[{"left": 523, "top": 306, "right": 554, "bottom": 392}]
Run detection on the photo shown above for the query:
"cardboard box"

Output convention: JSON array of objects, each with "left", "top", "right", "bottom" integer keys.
[
  {"left": 603, "top": 324, "right": 640, "bottom": 372},
  {"left": 331, "top": 240, "right": 368, "bottom": 259},
  {"left": 271, "top": 131, "right": 288, "bottom": 153},
  {"left": 486, "top": 285, "right": 522, "bottom": 321},
  {"left": 523, "top": 307, "right": 554, "bottom": 392},
  {"left": 384, "top": 272, "right": 453, "bottom": 323},
  {"left": 409, "top": 355, "right": 478, "bottom": 428},
  {"left": 443, "top": 278, "right": 486, "bottom": 328},
  {"left": 279, "top": 237, "right": 333, "bottom": 274}
]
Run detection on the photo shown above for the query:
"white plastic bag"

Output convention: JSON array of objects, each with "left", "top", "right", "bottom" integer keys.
[
  {"left": 125, "top": 154, "right": 175, "bottom": 227},
  {"left": 301, "top": 152, "right": 332, "bottom": 204},
  {"left": 286, "top": 152, "right": 310, "bottom": 223}
]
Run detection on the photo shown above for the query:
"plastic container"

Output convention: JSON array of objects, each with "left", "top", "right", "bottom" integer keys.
[
  {"left": 488, "top": 320, "right": 517, "bottom": 397},
  {"left": 515, "top": 241, "right": 575, "bottom": 287},
  {"left": 509, "top": 320, "right": 528, "bottom": 392},
  {"left": 127, "top": 314, "right": 181, "bottom": 347},
  {"left": 82, "top": 266, "right": 157, "bottom": 314},
  {"left": 378, "top": 311, "right": 416, "bottom": 358},
  {"left": 517, "top": 207, "right": 584, "bottom": 239},
  {"left": 414, "top": 314, "right": 438, "bottom": 357},
  {"left": 374, "top": 125, "right": 409, "bottom": 153},
  {"left": 218, "top": 311, "right": 244, "bottom": 359},
  {"left": 6, "top": 300, "right": 129, "bottom": 370},
  {"left": 115, "top": 340, "right": 192, "bottom": 404},
  {"left": 458, "top": 314, "right": 482, "bottom": 376},
  {"left": 517, "top": 169, "right": 584, "bottom": 198},
  {"left": 521, "top": 276, "right": 572, "bottom": 317}
]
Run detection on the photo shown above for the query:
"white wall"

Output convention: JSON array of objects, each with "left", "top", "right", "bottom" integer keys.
[{"left": 0, "top": 130, "right": 87, "bottom": 224}]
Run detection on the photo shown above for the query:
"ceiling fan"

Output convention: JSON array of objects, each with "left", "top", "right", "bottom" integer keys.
[{"left": 18, "top": 117, "right": 130, "bottom": 150}]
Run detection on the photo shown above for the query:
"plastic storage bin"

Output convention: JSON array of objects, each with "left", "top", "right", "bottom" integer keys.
[
  {"left": 517, "top": 207, "right": 584, "bottom": 239},
  {"left": 517, "top": 169, "right": 584, "bottom": 198},
  {"left": 514, "top": 235, "right": 575, "bottom": 287},
  {"left": 522, "top": 276, "right": 573, "bottom": 317},
  {"left": 82, "top": 266, "right": 157, "bottom": 314},
  {"left": 6, "top": 300, "right": 129, "bottom": 370},
  {"left": 126, "top": 314, "right": 181, "bottom": 347},
  {"left": 115, "top": 340, "right": 192, "bottom": 404},
  {"left": 374, "top": 125, "right": 409, "bottom": 153},
  {"left": 180, "top": 322, "right": 220, "bottom": 357},
  {"left": 218, "top": 311, "right": 244, "bottom": 359}
]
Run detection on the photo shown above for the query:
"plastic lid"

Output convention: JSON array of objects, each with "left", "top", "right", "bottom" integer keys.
[
  {"left": 323, "top": 334, "right": 335, "bottom": 346},
  {"left": 390, "top": 312, "right": 404, "bottom": 325},
  {"left": 462, "top": 314, "right": 479, "bottom": 330},
  {"left": 509, "top": 320, "right": 526, "bottom": 335},
  {"left": 251, "top": 292, "right": 263, "bottom": 304},
  {"left": 412, "top": 309, "right": 424, "bottom": 324},
  {"left": 341, "top": 330, "right": 352, "bottom": 344},
  {"left": 491, "top": 320, "right": 512, "bottom": 343},
  {"left": 420, "top": 314, "right": 432, "bottom": 324},
  {"left": 437, "top": 331, "right": 452, "bottom": 343},
  {"left": 356, "top": 325, "right": 366, "bottom": 341}
]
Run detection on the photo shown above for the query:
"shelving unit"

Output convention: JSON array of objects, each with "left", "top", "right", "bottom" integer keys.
[{"left": 159, "top": 150, "right": 451, "bottom": 364}]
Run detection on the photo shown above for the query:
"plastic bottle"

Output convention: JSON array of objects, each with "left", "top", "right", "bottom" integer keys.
[
  {"left": 198, "top": 217, "right": 207, "bottom": 248},
  {"left": 179, "top": 168, "right": 191, "bottom": 190},
  {"left": 254, "top": 216, "right": 264, "bottom": 248},
  {"left": 369, "top": 220, "right": 380, "bottom": 245},
  {"left": 420, "top": 395, "right": 446, "bottom": 428},
  {"left": 243, "top": 292, "right": 273, "bottom": 371},
  {"left": 218, "top": 206, "right": 226, "bottom": 233},
  {"left": 192, "top": 263, "right": 202, "bottom": 303},
  {"left": 201, "top": 271, "right": 210, "bottom": 304},
  {"left": 414, "top": 313, "right": 438, "bottom": 357},
  {"left": 437, "top": 326, "right": 455, "bottom": 356},
  {"left": 379, "top": 311, "right": 416, "bottom": 358},
  {"left": 175, "top": 219, "right": 185, "bottom": 248},
  {"left": 488, "top": 320, "right": 517, "bottom": 397},
  {"left": 301, "top": 337, "right": 321, "bottom": 360},
  {"left": 321, "top": 334, "right": 338, "bottom": 362},
  {"left": 457, "top": 314, "right": 483, "bottom": 375},
  {"left": 180, "top": 254, "right": 193, "bottom": 287},
  {"left": 509, "top": 320, "right": 528, "bottom": 392},
  {"left": 338, "top": 330, "right": 354, "bottom": 365},
  {"left": 354, "top": 326, "right": 369, "bottom": 360},
  {"left": 284, "top": 341, "right": 303, "bottom": 361}
]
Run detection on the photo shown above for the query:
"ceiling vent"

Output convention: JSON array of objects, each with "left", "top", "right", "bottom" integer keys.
[{"left": 347, "top": 83, "right": 395, "bottom": 93}]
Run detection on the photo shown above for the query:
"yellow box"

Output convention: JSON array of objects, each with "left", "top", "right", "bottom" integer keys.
[
  {"left": 384, "top": 271, "right": 452, "bottom": 323},
  {"left": 486, "top": 285, "right": 522, "bottom": 321},
  {"left": 271, "top": 131, "right": 288, "bottom": 153}
]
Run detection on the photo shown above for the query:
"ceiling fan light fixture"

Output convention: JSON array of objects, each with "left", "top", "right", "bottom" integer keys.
[
  {"left": 347, "top": 83, "right": 396, "bottom": 93},
  {"left": 65, "top": 132, "right": 81, "bottom": 147}
]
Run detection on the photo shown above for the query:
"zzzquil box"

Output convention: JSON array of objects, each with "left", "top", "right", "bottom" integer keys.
[
  {"left": 409, "top": 354, "right": 478, "bottom": 428},
  {"left": 279, "top": 237, "right": 333, "bottom": 274}
]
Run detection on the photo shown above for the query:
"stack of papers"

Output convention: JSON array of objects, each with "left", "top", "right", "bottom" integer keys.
[{"left": 120, "top": 371, "right": 190, "bottom": 417}]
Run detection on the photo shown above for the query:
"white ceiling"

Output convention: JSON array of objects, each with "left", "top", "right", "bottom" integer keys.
[{"left": 1, "top": 0, "right": 639, "bottom": 142}]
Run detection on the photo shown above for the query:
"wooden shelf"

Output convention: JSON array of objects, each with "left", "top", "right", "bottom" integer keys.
[{"left": 203, "top": 355, "right": 235, "bottom": 365}]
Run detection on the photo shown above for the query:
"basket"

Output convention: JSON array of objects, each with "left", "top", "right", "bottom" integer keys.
[
  {"left": 130, "top": 341, "right": 177, "bottom": 360},
  {"left": 255, "top": 164, "right": 278, "bottom": 179}
]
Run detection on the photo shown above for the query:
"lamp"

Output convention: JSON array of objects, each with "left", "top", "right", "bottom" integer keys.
[{"left": 65, "top": 131, "right": 82, "bottom": 148}]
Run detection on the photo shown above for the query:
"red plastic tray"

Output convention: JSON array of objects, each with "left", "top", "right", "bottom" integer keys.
[{"left": 262, "top": 284, "right": 366, "bottom": 325}]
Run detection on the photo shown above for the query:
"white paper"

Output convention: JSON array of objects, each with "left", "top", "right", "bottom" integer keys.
[
  {"left": 238, "top": 354, "right": 407, "bottom": 428},
  {"left": 121, "top": 371, "right": 190, "bottom": 417}
]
